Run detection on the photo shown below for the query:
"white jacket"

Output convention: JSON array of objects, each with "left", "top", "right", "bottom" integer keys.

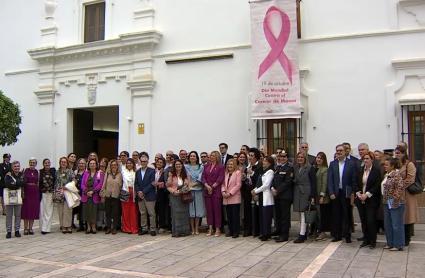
[{"left": 254, "top": 169, "right": 275, "bottom": 206}]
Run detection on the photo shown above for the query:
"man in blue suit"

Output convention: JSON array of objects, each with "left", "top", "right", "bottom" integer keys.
[
  {"left": 135, "top": 155, "right": 157, "bottom": 236},
  {"left": 328, "top": 144, "right": 358, "bottom": 243}
]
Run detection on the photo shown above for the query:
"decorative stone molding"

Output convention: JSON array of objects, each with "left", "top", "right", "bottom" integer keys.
[
  {"left": 392, "top": 57, "right": 425, "bottom": 70},
  {"left": 28, "top": 30, "right": 162, "bottom": 63},
  {"left": 41, "top": 0, "right": 58, "bottom": 46},
  {"left": 134, "top": 8, "right": 155, "bottom": 30},
  {"left": 127, "top": 76, "right": 155, "bottom": 98},
  {"left": 86, "top": 74, "right": 98, "bottom": 105},
  {"left": 34, "top": 85, "right": 57, "bottom": 104},
  {"left": 399, "top": 0, "right": 425, "bottom": 26}
]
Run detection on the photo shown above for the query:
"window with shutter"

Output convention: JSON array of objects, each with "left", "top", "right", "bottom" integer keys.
[{"left": 84, "top": 2, "right": 105, "bottom": 43}]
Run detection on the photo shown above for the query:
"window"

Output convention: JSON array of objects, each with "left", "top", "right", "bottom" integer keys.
[
  {"left": 84, "top": 2, "right": 105, "bottom": 43},
  {"left": 256, "top": 118, "right": 300, "bottom": 158}
]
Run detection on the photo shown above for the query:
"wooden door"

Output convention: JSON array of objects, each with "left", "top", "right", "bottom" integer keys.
[{"left": 266, "top": 119, "right": 297, "bottom": 158}]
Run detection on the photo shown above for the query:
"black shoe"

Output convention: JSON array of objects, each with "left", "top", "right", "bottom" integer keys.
[
  {"left": 29, "top": 230, "right": 34, "bottom": 235},
  {"left": 105, "top": 228, "right": 111, "bottom": 234},
  {"left": 260, "top": 235, "right": 270, "bottom": 241},
  {"left": 331, "top": 238, "right": 341, "bottom": 242},
  {"left": 6, "top": 232, "right": 11, "bottom": 239},
  {"left": 77, "top": 227, "right": 85, "bottom": 232},
  {"left": 253, "top": 233, "right": 259, "bottom": 238},
  {"left": 345, "top": 237, "right": 352, "bottom": 243},
  {"left": 357, "top": 237, "right": 365, "bottom": 241},
  {"left": 293, "top": 236, "right": 306, "bottom": 244},
  {"left": 232, "top": 235, "right": 239, "bottom": 238},
  {"left": 275, "top": 237, "right": 288, "bottom": 243},
  {"left": 15, "top": 231, "right": 21, "bottom": 238},
  {"left": 150, "top": 231, "right": 157, "bottom": 236},
  {"left": 243, "top": 232, "right": 252, "bottom": 237},
  {"left": 138, "top": 230, "right": 148, "bottom": 235},
  {"left": 225, "top": 233, "right": 232, "bottom": 237},
  {"left": 369, "top": 243, "right": 376, "bottom": 249},
  {"left": 359, "top": 242, "right": 369, "bottom": 248},
  {"left": 41, "top": 231, "right": 49, "bottom": 235}
]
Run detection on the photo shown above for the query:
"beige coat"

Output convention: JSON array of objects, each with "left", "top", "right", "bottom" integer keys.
[{"left": 401, "top": 161, "right": 418, "bottom": 224}]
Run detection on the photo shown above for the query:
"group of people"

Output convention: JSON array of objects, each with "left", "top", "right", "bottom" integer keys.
[{"left": 0, "top": 141, "right": 421, "bottom": 252}]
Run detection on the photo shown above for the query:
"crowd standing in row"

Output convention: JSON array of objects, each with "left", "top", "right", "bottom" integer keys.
[{"left": 0, "top": 141, "right": 422, "bottom": 252}]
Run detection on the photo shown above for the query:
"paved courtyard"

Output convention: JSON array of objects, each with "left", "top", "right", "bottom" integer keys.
[{"left": 0, "top": 215, "right": 425, "bottom": 278}]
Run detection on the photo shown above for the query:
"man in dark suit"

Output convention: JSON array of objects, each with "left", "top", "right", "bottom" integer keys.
[
  {"left": 0, "top": 153, "right": 12, "bottom": 215},
  {"left": 135, "top": 156, "right": 157, "bottom": 236},
  {"left": 249, "top": 148, "right": 263, "bottom": 237},
  {"left": 219, "top": 143, "right": 233, "bottom": 166},
  {"left": 328, "top": 144, "right": 358, "bottom": 243},
  {"left": 343, "top": 142, "right": 360, "bottom": 235},
  {"left": 271, "top": 152, "right": 294, "bottom": 242}
]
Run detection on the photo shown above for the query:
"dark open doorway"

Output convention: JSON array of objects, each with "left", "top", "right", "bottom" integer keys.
[{"left": 73, "top": 106, "right": 119, "bottom": 160}]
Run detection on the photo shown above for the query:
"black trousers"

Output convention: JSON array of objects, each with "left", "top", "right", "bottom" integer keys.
[
  {"left": 252, "top": 204, "right": 260, "bottom": 236},
  {"left": 356, "top": 200, "right": 378, "bottom": 244},
  {"left": 242, "top": 191, "right": 252, "bottom": 235},
  {"left": 405, "top": 224, "right": 414, "bottom": 246},
  {"left": 331, "top": 192, "right": 351, "bottom": 240},
  {"left": 156, "top": 189, "right": 171, "bottom": 230},
  {"left": 225, "top": 204, "right": 240, "bottom": 236},
  {"left": 260, "top": 205, "right": 273, "bottom": 237},
  {"left": 105, "top": 197, "right": 120, "bottom": 230},
  {"left": 275, "top": 198, "right": 291, "bottom": 239}
]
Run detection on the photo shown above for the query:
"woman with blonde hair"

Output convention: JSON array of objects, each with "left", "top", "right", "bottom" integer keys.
[
  {"left": 22, "top": 158, "right": 40, "bottom": 235},
  {"left": 222, "top": 158, "right": 242, "bottom": 238},
  {"left": 102, "top": 159, "right": 122, "bottom": 234},
  {"left": 54, "top": 157, "right": 75, "bottom": 234},
  {"left": 202, "top": 150, "right": 225, "bottom": 236}
]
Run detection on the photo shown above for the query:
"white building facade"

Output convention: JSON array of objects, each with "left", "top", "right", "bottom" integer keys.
[{"left": 1, "top": 0, "right": 424, "bottom": 172}]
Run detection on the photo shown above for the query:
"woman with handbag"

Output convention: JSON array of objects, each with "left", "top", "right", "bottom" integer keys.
[
  {"left": 21, "top": 158, "right": 40, "bottom": 235},
  {"left": 382, "top": 157, "right": 406, "bottom": 251},
  {"left": 121, "top": 158, "right": 138, "bottom": 234},
  {"left": 202, "top": 151, "right": 225, "bottom": 237},
  {"left": 102, "top": 159, "right": 122, "bottom": 235},
  {"left": 54, "top": 157, "right": 75, "bottom": 234},
  {"left": 39, "top": 158, "right": 56, "bottom": 234},
  {"left": 185, "top": 151, "right": 205, "bottom": 235},
  {"left": 394, "top": 146, "right": 417, "bottom": 246},
  {"left": 81, "top": 159, "right": 105, "bottom": 234},
  {"left": 4, "top": 161, "right": 24, "bottom": 238},
  {"left": 292, "top": 152, "right": 317, "bottom": 243},
  {"left": 251, "top": 156, "right": 275, "bottom": 241},
  {"left": 166, "top": 159, "right": 191, "bottom": 237},
  {"left": 222, "top": 158, "right": 242, "bottom": 238}
]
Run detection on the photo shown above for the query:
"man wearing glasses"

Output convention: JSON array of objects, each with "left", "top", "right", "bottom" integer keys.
[
  {"left": 327, "top": 144, "right": 358, "bottom": 243},
  {"left": 200, "top": 152, "right": 209, "bottom": 165},
  {"left": 299, "top": 142, "right": 315, "bottom": 165}
]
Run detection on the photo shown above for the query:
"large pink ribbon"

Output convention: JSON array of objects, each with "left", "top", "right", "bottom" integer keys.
[{"left": 258, "top": 6, "right": 293, "bottom": 84}]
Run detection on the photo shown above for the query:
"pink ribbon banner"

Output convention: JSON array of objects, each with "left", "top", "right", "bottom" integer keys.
[{"left": 250, "top": 0, "right": 301, "bottom": 119}]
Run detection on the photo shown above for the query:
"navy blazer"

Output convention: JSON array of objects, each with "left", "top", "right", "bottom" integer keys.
[
  {"left": 135, "top": 167, "right": 156, "bottom": 201},
  {"left": 327, "top": 158, "right": 358, "bottom": 198}
]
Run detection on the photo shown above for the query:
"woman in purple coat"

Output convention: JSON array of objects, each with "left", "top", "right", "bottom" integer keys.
[
  {"left": 202, "top": 151, "right": 225, "bottom": 237},
  {"left": 22, "top": 158, "right": 40, "bottom": 235},
  {"left": 81, "top": 159, "right": 105, "bottom": 234}
]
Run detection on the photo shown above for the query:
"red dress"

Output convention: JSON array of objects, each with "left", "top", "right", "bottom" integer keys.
[{"left": 121, "top": 187, "right": 138, "bottom": 234}]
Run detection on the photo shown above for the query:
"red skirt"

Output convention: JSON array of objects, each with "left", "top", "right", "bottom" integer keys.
[{"left": 121, "top": 188, "right": 138, "bottom": 234}]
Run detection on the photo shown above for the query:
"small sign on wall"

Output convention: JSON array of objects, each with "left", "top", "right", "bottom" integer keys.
[{"left": 138, "top": 123, "right": 145, "bottom": 134}]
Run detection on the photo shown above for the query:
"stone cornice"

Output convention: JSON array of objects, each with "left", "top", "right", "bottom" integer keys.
[
  {"left": 28, "top": 30, "right": 162, "bottom": 63},
  {"left": 127, "top": 77, "right": 155, "bottom": 98},
  {"left": 392, "top": 57, "right": 425, "bottom": 70},
  {"left": 399, "top": 0, "right": 425, "bottom": 8},
  {"left": 34, "top": 86, "right": 57, "bottom": 105}
]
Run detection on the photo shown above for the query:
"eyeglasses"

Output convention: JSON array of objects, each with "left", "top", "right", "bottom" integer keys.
[
  {"left": 336, "top": 149, "right": 344, "bottom": 152},
  {"left": 201, "top": 156, "right": 207, "bottom": 158},
  {"left": 141, "top": 160, "right": 148, "bottom": 163}
]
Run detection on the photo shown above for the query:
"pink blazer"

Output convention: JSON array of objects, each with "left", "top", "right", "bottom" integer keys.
[{"left": 222, "top": 170, "right": 242, "bottom": 205}]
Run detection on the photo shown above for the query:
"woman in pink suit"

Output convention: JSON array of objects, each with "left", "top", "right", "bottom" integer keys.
[
  {"left": 202, "top": 151, "right": 225, "bottom": 237},
  {"left": 222, "top": 159, "right": 242, "bottom": 238},
  {"left": 81, "top": 159, "right": 105, "bottom": 234}
]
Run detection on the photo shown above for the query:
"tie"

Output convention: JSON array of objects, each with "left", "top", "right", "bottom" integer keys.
[{"left": 222, "top": 156, "right": 225, "bottom": 165}]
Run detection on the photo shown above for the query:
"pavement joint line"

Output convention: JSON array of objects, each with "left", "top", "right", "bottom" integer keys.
[
  {"left": 0, "top": 254, "right": 71, "bottom": 268},
  {"left": 31, "top": 235, "right": 170, "bottom": 278},
  {"left": 297, "top": 241, "right": 342, "bottom": 278},
  {"left": 80, "top": 265, "right": 184, "bottom": 278}
]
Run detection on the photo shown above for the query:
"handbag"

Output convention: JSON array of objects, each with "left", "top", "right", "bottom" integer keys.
[
  {"left": 406, "top": 162, "right": 424, "bottom": 195},
  {"left": 53, "top": 187, "right": 65, "bottom": 203},
  {"left": 304, "top": 203, "right": 317, "bottom": 225},
  {"left": 119, "top": 189, "right": 130, "bottom": 202},
  {"left": 180, "top": 191, "right": 193, "bottom": 204},
  {"left": 3, "top": 188, "right": 23, "bottom": 205}
]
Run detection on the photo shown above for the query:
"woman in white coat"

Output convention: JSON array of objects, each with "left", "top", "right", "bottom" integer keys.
[{"left": 251, "top": 156, "right": 275, "bottom": 241}]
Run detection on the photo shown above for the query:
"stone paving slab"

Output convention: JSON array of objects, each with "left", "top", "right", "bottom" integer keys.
[{"left": 0, "top": 213, "right": 424, "bottom": 278}]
